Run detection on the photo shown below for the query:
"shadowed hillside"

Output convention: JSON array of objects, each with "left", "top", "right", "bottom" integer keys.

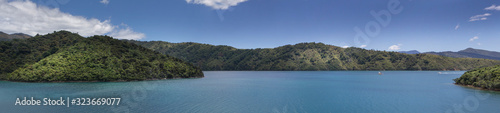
[
  {"left": 426, "top": 48, "right": 500, "bottom": 60},
  {"left": 0, "top": 31, "right": 31, "bottom": 41}
]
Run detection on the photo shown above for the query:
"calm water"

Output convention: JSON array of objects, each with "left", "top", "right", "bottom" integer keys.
[{"left": 1, "top": 71, "right": 500, "bottom": 113}]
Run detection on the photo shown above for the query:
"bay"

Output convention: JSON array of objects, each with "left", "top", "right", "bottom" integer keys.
[{"left": 1, "top": 71, "right": 500, "bottom": 113}]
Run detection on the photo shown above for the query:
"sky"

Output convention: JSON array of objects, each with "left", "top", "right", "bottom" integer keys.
[{"left": 0, "top": 0, "right": 499, "bottom": 52}]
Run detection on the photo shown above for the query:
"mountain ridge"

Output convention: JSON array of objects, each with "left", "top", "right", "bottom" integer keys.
[
  {"left": 425, "top": 48, "right": 500, "bottom": 61},
  {"left": 399, "top": 50, "right": 420, "bottom": 54},
  {"left": 127, "top": 40, "right": 500, "bottom": 71},
  {"left": 0, "top": 31, "right": 31, "bottom": 41}
]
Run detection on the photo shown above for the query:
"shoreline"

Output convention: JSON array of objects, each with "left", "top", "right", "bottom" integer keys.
[
  {"left": 200, "top": 70, "right": 468, "bottom": 72},
  {"left": 454, "top": 83, "right": 500, "bottom": 92},
  {"left": 0, "top": 76, "right": 204, "bottom": 83}
]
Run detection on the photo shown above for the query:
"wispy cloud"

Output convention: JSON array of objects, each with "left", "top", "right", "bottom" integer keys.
[
  {"left": 186, "top": 0, "right": 248, "bottom": 10},
  {"left": 100, "top": 0, "right": 110, "bottom": 5},
  {"left": 477, "top": 43, "right": 481, "bottom": 46},
  {"left": 469, "top": 13, "right": 491, "bottom": 22},
  {"left": 388, "top": 44, "right": 402, "bottom": 51},
  {"left": 455, "top": 24, "right": 460, "bottom": 30},
  {"left": 360, "top": 45, "right": 367, "bottom": 48},
  {"left": 341, "top": 46, "right": 349, "bottom": 48},
  {"left": 469, "top": 36, "right": 479, "bottom": 42},
  {"left": 0, "top": 0, "right": 144, "bottom": 39},
  {"left": 485, "top": 5, "right": 500, "bottom": 11}
]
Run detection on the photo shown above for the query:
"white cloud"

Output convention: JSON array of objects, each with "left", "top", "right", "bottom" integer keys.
[
  {"left": 455, "top": 24, "right": 460, "bottom": 30},
  {"left": 0, "top": 0, "right": 144, "bottom": 39},
  {"left": 477, "top": 43, "right": 481, "bottom": 45},
  {"left": 485, "top": 5, "right": 500, "bottom": 11},
  {"left": 359, "top": 45, "right": 367, "bottom": 48},
  {"left": 109, "top": 25, "right": 145, "bottom": 40},
  {"left": 100, "top": 0, "right": 110, "bottom": 5},
  {"left": 469, "top": 13, "right": 491, "bottom": 22},
  {"left": 186, "top": 0, "right": 248, "bottom": 10},
  {"left": 341, "top": 46, "right": 349, "bottom": 48},
  {"left": 388, "top": 44, "right": 402, "bottom": 51},
  {"left": 469, "top": 36, "right": 479, "bottom": 42}
]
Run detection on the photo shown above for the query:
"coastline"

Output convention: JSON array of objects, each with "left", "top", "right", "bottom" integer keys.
[
  {"left": 0, "top": 76, "right": 204, "bottom": 83},
  {"left": 454, "top": 83, "right": 500, "bottom": 92},
  {"left": 200, "top": 70, "right": 469, "bottom": 71}
]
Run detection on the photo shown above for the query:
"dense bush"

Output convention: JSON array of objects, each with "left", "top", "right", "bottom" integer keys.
[
  {"left": 454, "top": 65, "right": 500, "bottom": 90},
  {"left": 0, "top": 31, "right": 203, "bottom": 82},
  {"left": 0, "top": 31, "right": 84, "bottom": 77}
]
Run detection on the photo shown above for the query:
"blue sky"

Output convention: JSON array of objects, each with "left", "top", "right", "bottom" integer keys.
[{"left": 1, "top": 0, "right": 499, "bottom": 52}]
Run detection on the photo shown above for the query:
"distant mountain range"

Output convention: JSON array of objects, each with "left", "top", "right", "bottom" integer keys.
[
  {"left": 425, "top": 48, "right": 500, "bottom": 61},
  {"left": 397, "top": 48, "right": 500, "bottom": 61},
  {"left": 399, "top": 50, "right": 420, "bottom": 54},
  {"left": 0, "top": 31, "right": 31, "bottom": 41}
]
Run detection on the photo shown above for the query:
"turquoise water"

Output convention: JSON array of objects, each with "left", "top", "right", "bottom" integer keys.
[{"left": 1, "top": 71, "right": 500, "bottom": 113}]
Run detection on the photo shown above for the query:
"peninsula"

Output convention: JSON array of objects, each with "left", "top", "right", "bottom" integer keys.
[{"left": 0, "top": 31, "right": 203, "bottom": 82}]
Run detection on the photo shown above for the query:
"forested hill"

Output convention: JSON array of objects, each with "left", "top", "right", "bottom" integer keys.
[
  {"left": 0, "top": 31, "right": 203, "bottom": 82},
  {"left": 127, "top": 41, "right": 500, "bottom": 71},
  {"left": 454, "top": 65, "right": 500, "bottom": 91}
]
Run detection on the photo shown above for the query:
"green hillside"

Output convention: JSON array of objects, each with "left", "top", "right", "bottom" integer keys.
[
  {"left": 454, "top": 65, "right": 500, "bottom": 91},
  {"left": 0, "top": 31, "right": 84, "bottom": 76},
  {"left": 0, "top": 31, "right": 203, "bottom": 82},
  {"left": 128, "top": 41, "right": 500, "bottom": 71}
]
